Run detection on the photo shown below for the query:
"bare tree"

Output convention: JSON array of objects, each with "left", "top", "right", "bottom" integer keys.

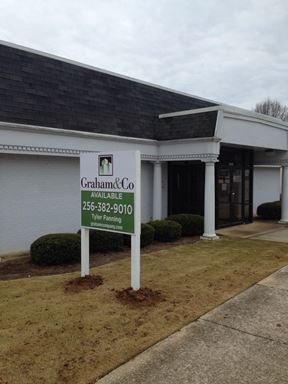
[{"left": 254, "top": 98, "right": 288, "bottom": 121}]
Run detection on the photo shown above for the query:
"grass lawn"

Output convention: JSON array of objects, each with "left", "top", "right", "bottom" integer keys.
[{"left": 1, "top": 237, "right": 288, "bottom": 384}]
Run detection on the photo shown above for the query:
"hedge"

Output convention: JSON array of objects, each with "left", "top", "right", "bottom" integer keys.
[
  {"left": 149, "top": 220, "right": 182, "bottom": 242},
  {"left": 167, "top": 213, "right": 204, "bottom": 236},
  {"left": 124, "top": 223, "right": 155, "bottom": 248},
  {"left": 89, "top": 230, "right": 124, "bottom": 252},
  {"left": 257, "top": 201, "right": 281, "bottom": 220},
  {"left": 140, "top": 223, "right": 155, "bottom": 247},
  {"left": 30, "top": 233, "right": 81, "bottom": 266}
]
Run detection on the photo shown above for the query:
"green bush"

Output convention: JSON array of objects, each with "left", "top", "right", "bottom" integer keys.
[
  {"left": 149, "top": 220, "right": 182, "bottom": 242},
  {"left": 140, "top": 223, "right": 155, "bottom": 247},
  {"left": 89, "top": 230, "right": 124, "bottom": 252},
  {"left": 123, "top": 223, "right": 155, "bottom": 248},
  {"left": 257, "top": 201, "right": 281, "bottom": 220},
  {"left": 167, "top": 213, "right": 204, "bottom": 236},
  {"left": 30, "top": 233, "right": 81, "bottom": 266}
]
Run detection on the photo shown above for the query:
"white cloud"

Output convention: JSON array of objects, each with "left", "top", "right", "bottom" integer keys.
[{"left": 0, "top": 0, "right": 287, "bottom": 109}]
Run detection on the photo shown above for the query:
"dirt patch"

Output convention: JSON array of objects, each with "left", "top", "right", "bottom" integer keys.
[
  {"left": 0, "top": 236, "right": 199, "bottom": 281},
  {"left": 65, "top": 275, "right": 103, "bottom": 293},
  {"left": 115, "top": 287, "right": 164, "bottom": 307}
]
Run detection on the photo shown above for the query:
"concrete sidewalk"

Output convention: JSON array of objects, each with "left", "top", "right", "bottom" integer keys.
[
  {"left": 97, "top": 266, "right": 288, "bottom": 384},
  {"left": 216, "top": 220, "right": 285, "bottom": 239}
]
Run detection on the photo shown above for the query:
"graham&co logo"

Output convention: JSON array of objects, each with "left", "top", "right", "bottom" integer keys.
[
  {"left": 99, "top": 154, "right": 113, "bottom": 176},
  {"left": 81, "top": 177, "right": 135, "bottom": 190}
]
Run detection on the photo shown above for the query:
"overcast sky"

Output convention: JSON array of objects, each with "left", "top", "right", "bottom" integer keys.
[{"left": 0, "top": 0, "right": 287, "bottom": 109}]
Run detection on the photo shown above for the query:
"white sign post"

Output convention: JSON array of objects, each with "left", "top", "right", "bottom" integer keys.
[{"left": 80, "top": 151, "right": 141, "bottom": 290}]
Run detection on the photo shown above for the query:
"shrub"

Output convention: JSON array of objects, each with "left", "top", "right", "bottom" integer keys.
[
  {"left": 149, "top": 220, "right": 182, "bottom": 242},
  {"left": 89, "top": 230, "right": 124, "bottom": 252},
  {"left": 167, "top": 213, "right": 204, "bottom": 236},
  {"left": 123, "top": 223, "right": 155, "bottom": 248},
  {"left": 30, "top": 233, "right": 81, "bottom": 266},
  {"left": 257, "top": 201, "right": 281, "bottom": 220},
  {"left": 140, "top": 223, "right": 155, "bottom": 247}
]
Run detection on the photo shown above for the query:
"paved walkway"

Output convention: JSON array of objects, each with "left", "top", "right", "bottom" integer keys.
[
  {"left": 97, "top": 266, "right": 288, "bottom": 384},
  {"left": 216, "top": 220, "right": 285, "bottom": 239},
  {"left": 217, "top": 220, "right": 288, "bottom": 244},
  {"left": 250, "top": 227, "right": 288, "bottom": 243}
]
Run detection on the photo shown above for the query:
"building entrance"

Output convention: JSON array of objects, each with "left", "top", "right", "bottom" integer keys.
[
  {"left": 168, "top": 147, "right": 253, "bottom": 228},
  {"left": 216, "top": 148, "right": 253, "bottom": 227}
]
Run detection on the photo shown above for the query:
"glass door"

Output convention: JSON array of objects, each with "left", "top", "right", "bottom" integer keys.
[
  {"left": 216, "top": 166, "right": 251, "bottom": 227},
  {"left": 217, "top": 168, "right": 231, "bottom": 226},
  {"left": 231, "top": 169, "right": 243, "bottom": 223},
  {"left": 216, "top": 147, "right": 253, "bottom": 228}
]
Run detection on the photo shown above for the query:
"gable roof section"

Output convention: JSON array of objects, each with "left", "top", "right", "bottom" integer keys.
[
  {"left": 157, "top": 111, "right": 218, "bottom": 140},
  {"left": 0, "top": 42, "right": 218, "bottom": 140}
]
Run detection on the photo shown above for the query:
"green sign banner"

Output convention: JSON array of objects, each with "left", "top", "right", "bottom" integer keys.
[{"left": 81, "top": 190, "right": 134, "bottom": 233}]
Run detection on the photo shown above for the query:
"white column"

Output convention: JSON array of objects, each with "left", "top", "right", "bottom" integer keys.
[
  {"left": 81, "top": 228, "right": 90, "bottom": 277},
  {"left": 153, "top": 161, "right": 162, "bottom": 220},
  {"left": 201, "top": 160, "right": 219, "bottom": 240},
  {"left": 280, "top": 165, "right": 288, "bottom": 223}
]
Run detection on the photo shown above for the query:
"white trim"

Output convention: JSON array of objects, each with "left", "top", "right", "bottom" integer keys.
[
  {"left": 158, "top": 136, "right": 221, "bottom": 145},
  {"left": 223, "top": 106, "right": 288, "bottom": 128},
  {"left": 159, "top": 105, "right": 288, "bottom": 130},
  {"left": 0, "top": 143, "right": 82, "bottom": 157},
  {"left": 254, "top": 158, "right": 288, "bottom": 166},
  {"left": 214, "top": 110, "right": 224, "bottom": 138},
  {"left": 141, "top": 154, "right": 159, "bottom": 161},
  {"left": 254, "top": 164, "right": 281, "bottom": 168},
  {"left": 0, "top": 121, "right": 221, "bottom": 145},
  {"left": 0, "top": 121, "right": 157, "bottom": 144},
  {"left": 159, "top": 153, "right": 218, "bottom": 162},
  {"left": 0, "top": 143, "right": 156, "bottom": 160},
  {"left": 0, "top": 143, "right": 218, "bottom": 163},
  {"left": 0, "top": 39, "right": 220, "bottom": 106},
  {"left": 223, "top": 111, "right": 288, "bottom": 131},
  {"left": 159, "top": 106, "right": 220, "bottom": 118}
]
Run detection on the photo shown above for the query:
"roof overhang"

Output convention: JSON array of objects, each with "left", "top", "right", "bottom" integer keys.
[{"left": 159, "top": 106, "right": 288, "bottom": 151}]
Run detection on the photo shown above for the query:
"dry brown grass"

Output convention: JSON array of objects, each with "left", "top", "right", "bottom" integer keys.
[{"left": 1, "top": 237, "right": 288, "bottom": 384}]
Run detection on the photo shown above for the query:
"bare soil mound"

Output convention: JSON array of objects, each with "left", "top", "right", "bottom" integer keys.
[
  {"left": 115, "top": 287, "right": 164, "bottom": 306},
  {"left": 65, "top": 275, "right": 103, "bottom": 293}
]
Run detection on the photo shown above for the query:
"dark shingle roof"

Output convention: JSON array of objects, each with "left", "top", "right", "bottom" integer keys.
[
  {"left": 0, "top": 43, "right": 218, "bottom": 140},
  {"left": 157, "top": 112, "right": 217, "bottom": 140}
]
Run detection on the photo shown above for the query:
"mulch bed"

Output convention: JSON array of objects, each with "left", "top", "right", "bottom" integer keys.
[
  {"left": 65, "top": 275, "right": 103, "bottom": 293},
  {"left": 115, "top": 287, "right": 164, "bottom": 307},
  {"left": 0, "top": 236, "right": 199, "bottom": 281}
]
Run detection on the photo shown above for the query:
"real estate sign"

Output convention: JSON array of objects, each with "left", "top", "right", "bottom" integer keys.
[{"left": 80, "top": 151, "right": 139, "bottom": 234}]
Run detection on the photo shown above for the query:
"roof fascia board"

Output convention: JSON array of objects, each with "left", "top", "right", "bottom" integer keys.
[
  {"left": 159, "top": 106, "right": 221, "bottom": 118},
  {"left": 159, "top": 136, "right": 220, "bottom": 145},
  {"left": 223, "top": 111, "right": 288, "bottom": 131},
  {"left": 0, "top": 121, "right": 220, "bottom": 145},
  {"left": 0, "top": 121, "right": 157, "bottom": 144},
  {"left": 223, "top": 105, "right": 288, "bottom": 128},
  {"left": 159, "top": 105, "right": 288, "bottom": 130},
  {"left": 214, "top": 110, "right": 223, "bottom": 138}
]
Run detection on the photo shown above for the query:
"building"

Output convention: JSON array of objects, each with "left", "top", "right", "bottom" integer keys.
[{"left": 0, "top": 41, "right": 286, "bottom": 254}]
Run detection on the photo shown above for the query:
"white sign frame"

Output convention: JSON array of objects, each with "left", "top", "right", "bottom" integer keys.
[{"left": 80, "top": 150, "right": 141, "bottom": 290}]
